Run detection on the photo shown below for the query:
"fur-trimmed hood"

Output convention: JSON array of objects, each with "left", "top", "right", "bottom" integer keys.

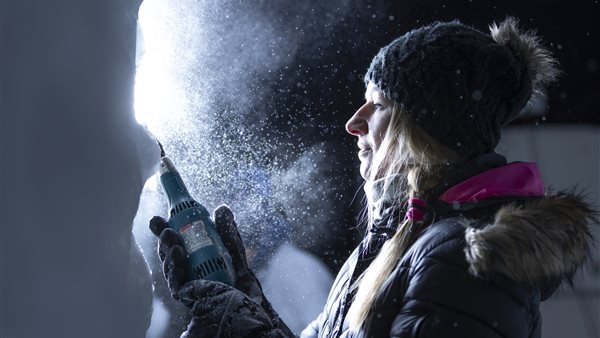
[
  {"left": 368, "top": 155, "right": 597, "bottom": 293},
  {"left": 464, "top": 190, "right": 596, "bottom": 289},
  {"left": 432, "top": 158, "right": 597, "bottom": 288}
]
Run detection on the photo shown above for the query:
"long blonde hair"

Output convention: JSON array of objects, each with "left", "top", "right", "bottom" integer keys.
[{"left": 347, "top": 102, "right": 463, "bottom": 331}]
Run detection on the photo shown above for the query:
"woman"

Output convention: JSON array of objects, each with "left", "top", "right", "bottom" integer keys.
[{"left": 150, "top": 17, "right": 596, "bottom": 337}]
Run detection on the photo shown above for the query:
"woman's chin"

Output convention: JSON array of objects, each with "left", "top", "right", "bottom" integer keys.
[{"left": 359, "top": 161, "right": 371, "bottom": 180}]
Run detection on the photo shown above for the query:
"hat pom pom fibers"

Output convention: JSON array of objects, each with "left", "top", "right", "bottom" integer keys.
[{"left": 490, "top": 17, "right": 561, "bottom": 96}]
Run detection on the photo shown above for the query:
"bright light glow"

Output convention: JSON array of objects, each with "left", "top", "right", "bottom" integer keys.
[{"left": 133, "top": 1, "right": 187, "bottom": 134}]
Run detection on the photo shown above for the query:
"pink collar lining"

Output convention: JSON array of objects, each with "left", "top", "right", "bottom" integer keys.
[{"left": 438, "top": 162, "right": 545, "bottom": 204}]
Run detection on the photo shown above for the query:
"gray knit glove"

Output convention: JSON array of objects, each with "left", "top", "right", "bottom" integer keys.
[
  {"left": 149, "top": 205, "right": 296, "bottom": 338},
  {"left": 177, "top": 279, "right": 289, "bottom": 338}
]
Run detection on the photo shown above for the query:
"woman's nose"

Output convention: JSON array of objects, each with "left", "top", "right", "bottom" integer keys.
[{"left": 345, "top": 103, "right": 370, "bottom": 136}]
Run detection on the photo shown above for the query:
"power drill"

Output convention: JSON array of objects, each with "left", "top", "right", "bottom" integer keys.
[{"left": 157, "top": 142, "right": 236, "bottom": 286}]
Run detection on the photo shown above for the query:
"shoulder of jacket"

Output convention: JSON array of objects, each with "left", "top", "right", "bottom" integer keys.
[
  {"left": 401, "top": 217, "right": 469, "bottom": 270},
  {"left": 396, "top": 216, "right": 540, "bottom": 311}
]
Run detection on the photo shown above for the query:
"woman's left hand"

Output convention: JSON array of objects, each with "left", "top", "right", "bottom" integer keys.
[{"left": 177, "top": 279, "right": 280, "bottom": 338}]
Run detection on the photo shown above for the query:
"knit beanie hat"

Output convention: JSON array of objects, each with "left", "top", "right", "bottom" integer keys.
[{"left": 364, "top": 17, "right": 559, "bottom": 159}]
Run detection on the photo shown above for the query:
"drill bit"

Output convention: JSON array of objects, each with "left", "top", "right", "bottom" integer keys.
[{"left": 156, "top": 139, "right": 166, "bottom": 157}]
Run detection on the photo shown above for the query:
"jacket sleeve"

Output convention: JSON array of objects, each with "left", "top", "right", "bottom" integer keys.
[{"left": 388, "top": 234, "right": 535, "bottom": 338}]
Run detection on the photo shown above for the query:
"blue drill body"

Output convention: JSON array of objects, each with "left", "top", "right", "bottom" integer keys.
[{"left": 159, "top": 157, "right": 236, "bottom": 286}]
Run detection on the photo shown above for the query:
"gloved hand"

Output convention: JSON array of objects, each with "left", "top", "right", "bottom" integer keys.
[
  {"left": 177, "top": 279, "right": 288, "bottom": 338},
  {"left": 149, "top": 205, "right": 296, "bottom": 338}
]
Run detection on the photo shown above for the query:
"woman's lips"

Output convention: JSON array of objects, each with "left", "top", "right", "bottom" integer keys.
[{"left": 358, "top": 148, "right": 372, "bottom": 159}]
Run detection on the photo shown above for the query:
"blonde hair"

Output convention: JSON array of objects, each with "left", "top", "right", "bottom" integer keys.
[{"left": 347, "top": 102, "right": 463, "bottom": 332}]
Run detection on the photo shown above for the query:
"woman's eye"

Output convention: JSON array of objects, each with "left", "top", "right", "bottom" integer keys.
[{"left": 374, "top": 103, "right": 384, "bottom": 109}]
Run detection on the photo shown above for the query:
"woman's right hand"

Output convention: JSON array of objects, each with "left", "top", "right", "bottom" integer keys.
[
  {"left": 148, "top": 216, "right": 192, "bottom": 302},
  {"left": 149, "top": 205, "right": 296, "bottom": 337}
]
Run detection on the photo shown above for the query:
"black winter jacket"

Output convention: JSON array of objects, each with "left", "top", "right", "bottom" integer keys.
[{"left": 301, "top": 159, "right": 594, "bottom": 338}]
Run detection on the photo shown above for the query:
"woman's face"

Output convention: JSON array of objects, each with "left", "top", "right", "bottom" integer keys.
[{"left": 345, "top": 82, "right": 393, "bottom": 180}]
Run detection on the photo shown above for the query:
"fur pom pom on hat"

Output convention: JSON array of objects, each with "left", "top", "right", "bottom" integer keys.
[{"left": 364, "top": 17, "right": 560, "bottom": 158}]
